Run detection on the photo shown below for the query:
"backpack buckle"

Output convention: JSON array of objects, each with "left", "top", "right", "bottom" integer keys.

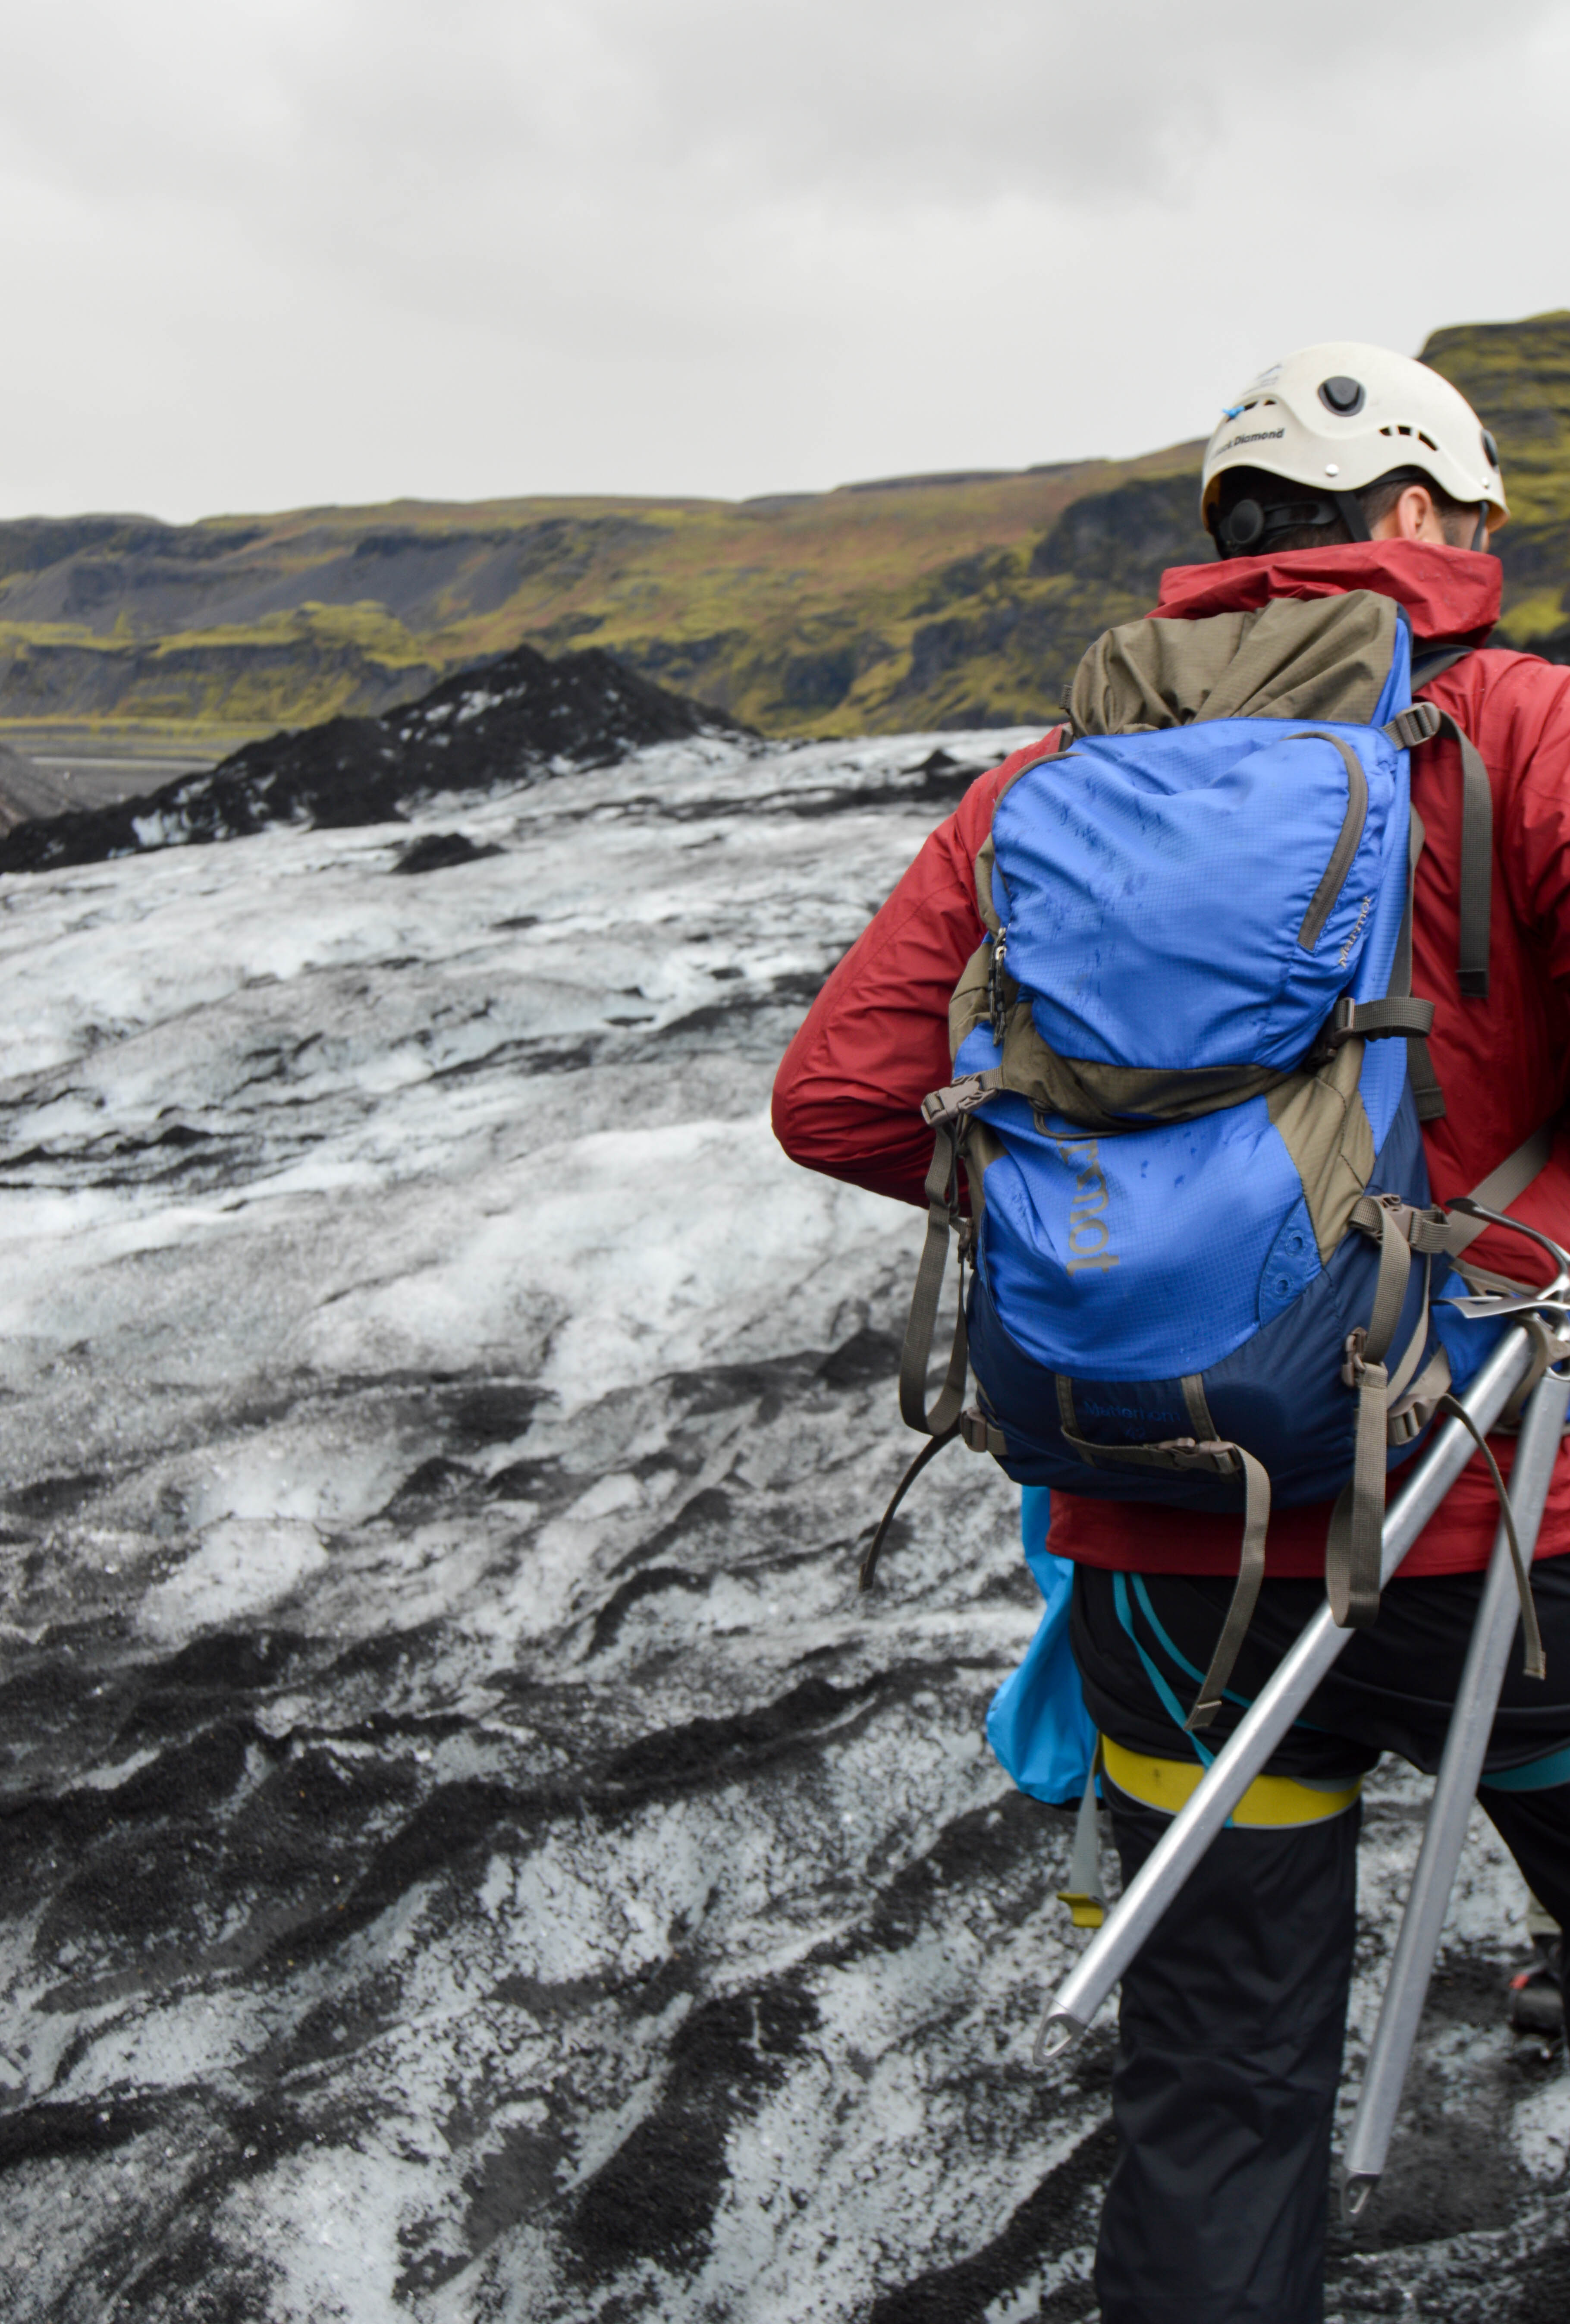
[
  {"left": 960, "top": 1404, "right": 1008, "bottom": 1456},
  {"left": 1387, "top": 1399, "right": 1439, "bottom": 1446},
  {"left": 922, "top": 1075, "right": 997, "bottom": 1129},
  {"left": 1342, "top": 1327, "right": 1369, "bottom": 1386},
  {"left": 1384, "top": 701, "right": 1443, "bottom": 750},
  {"left": 1306, "top": 997, "right": 1359, "bottom": 1065},
  {"left": 1158, "top": 1436, "right": 1240, "bottom": 1477},
  {"left": 1322, "top": 997, "right": 1359, "bottom": 1052}
]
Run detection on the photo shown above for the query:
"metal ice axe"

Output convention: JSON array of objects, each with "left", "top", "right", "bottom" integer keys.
[{"left": 1031, "top": 1204, "right": 1570, "bottom": 2220}]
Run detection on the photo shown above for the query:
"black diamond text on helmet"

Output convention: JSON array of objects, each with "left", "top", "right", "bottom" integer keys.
[{"left": 1215, "top": 428, "right": 1287, "bottom": 456}]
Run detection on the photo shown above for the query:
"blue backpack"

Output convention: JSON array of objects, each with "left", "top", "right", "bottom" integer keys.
[{"left": 865, "top": 589, "right": 1536, "bottom": 1726}]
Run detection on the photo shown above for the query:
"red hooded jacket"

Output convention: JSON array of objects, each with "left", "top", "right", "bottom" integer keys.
[{"left": 772, "top": 541, "right": 1570, "bottom": 1579}]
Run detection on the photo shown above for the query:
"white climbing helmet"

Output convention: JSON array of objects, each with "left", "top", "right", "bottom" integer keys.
[{"left": 1200, "top": 341, "right": 1508, "bottom": 551}]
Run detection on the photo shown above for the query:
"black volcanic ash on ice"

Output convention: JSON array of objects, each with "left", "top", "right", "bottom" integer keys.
[{"left": 0, "top": 645, "right": 746, "bottom": 872}]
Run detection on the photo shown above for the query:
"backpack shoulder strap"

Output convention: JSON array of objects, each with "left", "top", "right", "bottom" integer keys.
[
  {"left": 1409, "top": 644, "right": 1472, "bottom": 690},
  {"left": 1397, "top": 647, "right": 1492, "bottom": 999}
]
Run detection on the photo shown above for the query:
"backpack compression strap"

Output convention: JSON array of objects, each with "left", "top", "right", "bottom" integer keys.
[
  {"left": 858, "top": 1080, "right": 1005, "bottom": 1592},
  {"left": 1056, "top": 1371, "right": 1271, "bottom": 1733},
  {"left": 1325, "top": 1126, "right": 1557, "bottom": 1672}
]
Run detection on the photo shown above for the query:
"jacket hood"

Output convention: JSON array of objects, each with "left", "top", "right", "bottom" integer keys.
[{"left": 1149, "top": 540, "right": 1501, "bottom": 647}]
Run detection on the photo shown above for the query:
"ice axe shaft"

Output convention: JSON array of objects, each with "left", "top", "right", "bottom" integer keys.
[
  {"left": 1341, "top": 1358, "right": 1570, "bottom": 2218},
  {"left": 1034, "top": 1321, "right": 1539, "bottom": 2064}
]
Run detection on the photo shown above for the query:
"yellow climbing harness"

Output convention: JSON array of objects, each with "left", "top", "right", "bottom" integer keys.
[
  {"left": 1101, "top": 1734, "right": 1365, "bottom": 1828},
  {"left": 1055, "top": 1736, "right": 1365, "bottom": 1929}
]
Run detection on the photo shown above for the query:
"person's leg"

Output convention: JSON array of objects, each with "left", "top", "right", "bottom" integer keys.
[
  {"left": 1478, "top": 1786, "right": 1570, "bottom": 2022},
  {"left": 1526, "top": 1889, "right": 1565, "bottom": 1946},
  {"left": 1505, "top": 1883, "right": 1564, "bottom": 2035},
  {"left": 1073, "top": 1567, "right": 1379, "bottom": 2324},
  {"left": 1094, "top": 1791, "right": 1360, "bottom": 2324},
  {"left": 1070, "top": 1552, "right": 1570, "bottom": 2319}
]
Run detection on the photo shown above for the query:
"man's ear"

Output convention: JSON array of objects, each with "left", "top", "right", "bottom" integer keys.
[{"left": 1371, "top": 485, "right": 1443, "bottom": 545}]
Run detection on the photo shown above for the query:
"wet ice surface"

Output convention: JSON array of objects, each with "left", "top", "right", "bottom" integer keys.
[{"left": 0, "top": 729, "right": 1564, "bottom": 2321}]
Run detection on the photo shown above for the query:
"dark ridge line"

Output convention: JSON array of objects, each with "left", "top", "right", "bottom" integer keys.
[
  {"left": 586, "top": 1566, "right": 711, "bottom": 1656},
  {"left": 565, "top": 1979, "right": 823, "bottom": 2275},
  {"left": 8, "top": 1657, "right": 973, "bottom": 1973},
  {"left": 0, "top": 643, "right": 750, "bottom": 874}
]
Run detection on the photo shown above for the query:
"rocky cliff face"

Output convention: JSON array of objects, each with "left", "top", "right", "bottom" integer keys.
[
  {"left": 0, "top": 458, "right": 1201, "bottom": 749},
  {"left": 0, "top": 724, "right": 1565, "bottom": 2320},
  {"left": 1421, "top": 310, "right": 1570, "bottom": 660},
  {"left": 1, "top": 310, "right": 1567, "bottom": 763}
]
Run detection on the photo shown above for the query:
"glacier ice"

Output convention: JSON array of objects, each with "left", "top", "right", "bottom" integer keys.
[{"left": 0, "top": 726, "right": 1562, "bottom": 2321}]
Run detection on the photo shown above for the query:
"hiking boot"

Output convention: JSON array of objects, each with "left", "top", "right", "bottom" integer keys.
[{"left": 1507, "top": 1933, "right": 1564, "bottom": 2037}]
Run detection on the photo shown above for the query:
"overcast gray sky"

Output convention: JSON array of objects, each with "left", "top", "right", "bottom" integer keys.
[{"left": 2, "top": 0, "right": 1567, "bottom": 522}]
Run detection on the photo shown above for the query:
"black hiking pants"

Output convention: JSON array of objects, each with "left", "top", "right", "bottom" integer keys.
[{"left": 1069, "top": 1552, "right": 1570, "bottom": 2324}]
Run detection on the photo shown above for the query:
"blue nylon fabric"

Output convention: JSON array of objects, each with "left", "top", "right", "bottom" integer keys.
[
  {"left": 960, "top": 1079, "right": 1309, "bottom": 1377},
  {"left": 984, "top": 1487, "right": 1099, "bottom": 1804},
  {"left": 967, "top": 1089, "right": 1439, "bottom": 1506},
  {"left": 1341, "top": 718, "right": 1413, "bottom": 1153},
  {"left": 1429, "top": 1269, "right": 1516, "bottom": 1403},
  {"left": 990, "top": 720, "right": 1407, "bottom": 1073},
  {"left": 1372, "top": 615, "right": 1414, "bottom": 728},
  {"left": 958, "top": 653, "right": 1417, "bottom": 1383},
  {"left": 954, "top": 1021, "right": 1412, "bottom": 1384}
]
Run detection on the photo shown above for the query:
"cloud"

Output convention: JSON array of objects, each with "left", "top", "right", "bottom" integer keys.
[{"left": 0, "top": 0, "right": 1565, "bottom": 516}]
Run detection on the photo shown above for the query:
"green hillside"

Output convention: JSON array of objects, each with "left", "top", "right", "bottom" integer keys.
[
  {"left": 3, "top": 311, "right": 1566, "bottom": 758},
  {"left": 1420, "top": 311, "right": 1570, "bottom": 654}
]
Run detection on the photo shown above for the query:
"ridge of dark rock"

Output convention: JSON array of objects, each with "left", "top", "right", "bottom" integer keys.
[{"left": 0, "top": 643, "right": 748, "bottom": 874}]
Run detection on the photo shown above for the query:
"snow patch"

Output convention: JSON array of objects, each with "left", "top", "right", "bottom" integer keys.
[{"left": 139, "top": 1518, "right": 328, "bottom": 1639}]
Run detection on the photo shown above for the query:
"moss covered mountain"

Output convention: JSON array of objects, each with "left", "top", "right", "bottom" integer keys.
[{"left": 3, "top": 311, "right": 1567, "bottom": 755}]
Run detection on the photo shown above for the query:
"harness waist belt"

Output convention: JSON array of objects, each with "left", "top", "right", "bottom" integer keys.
[{"left": 1101, "top": 1733, "right": 1364, "bottom": 1828}]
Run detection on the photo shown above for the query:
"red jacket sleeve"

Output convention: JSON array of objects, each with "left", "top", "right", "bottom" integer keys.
[
  {"left": 772, "top": 737, "right": 1059, "bottom": 1207},
  {"left": 1410, "top": 647, "right": 1570, "bottom": 1265}
]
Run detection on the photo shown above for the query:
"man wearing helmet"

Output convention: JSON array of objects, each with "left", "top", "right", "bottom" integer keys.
[
  {"left": 1204, "top": 341, "right": 1503, "bottom": 558},
  {"left": 774, "top": 342, "right": 1570, "bottom": 2321}
]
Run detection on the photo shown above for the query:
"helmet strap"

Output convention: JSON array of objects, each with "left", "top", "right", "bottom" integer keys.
[
  {"left": 1471, "top": 505, "right": 1491, "bottom": 551},
  {"left": 1332, "top": 491, "right": 1372, "bottom": 543}
]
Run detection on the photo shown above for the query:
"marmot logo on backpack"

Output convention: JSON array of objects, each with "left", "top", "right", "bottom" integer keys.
[
  {"left": 1056, "top": 1135, "right": 1121, "bottom": 1274},
  {"left": 1338, "top": 896, "right": 1373, "bottom": 968}
]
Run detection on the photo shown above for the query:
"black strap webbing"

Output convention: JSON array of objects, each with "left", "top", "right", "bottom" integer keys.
[
  {"left": 1432, "top": 709, "right": 1493, "bottom": 998},
  {"left": 1410, "top": 645, "right": 1470, "bottom": 690},
  {"left": 1441, "top": 1125, "right": 1556, "bottom": 1256},
  {"left": 858, "top": 1423, "right": 959, "bottom": 1593},
  {"left": 1403, "top": 647, "right": 1492, "bottom": 999},
  {"left": 1433, "top": 1392, "right": 1545, "bottom": 1680},
  {"left": 1400, "top": 805, "right": 1446, "bottom": 1120},
  {"left": 1324, "top": 997, "right": 1436, "bottom": 1048}
]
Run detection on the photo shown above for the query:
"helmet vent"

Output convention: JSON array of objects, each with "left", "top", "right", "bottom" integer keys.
[{"left": 1318, "top": 375, "right": 1365, "bottom": 416}]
